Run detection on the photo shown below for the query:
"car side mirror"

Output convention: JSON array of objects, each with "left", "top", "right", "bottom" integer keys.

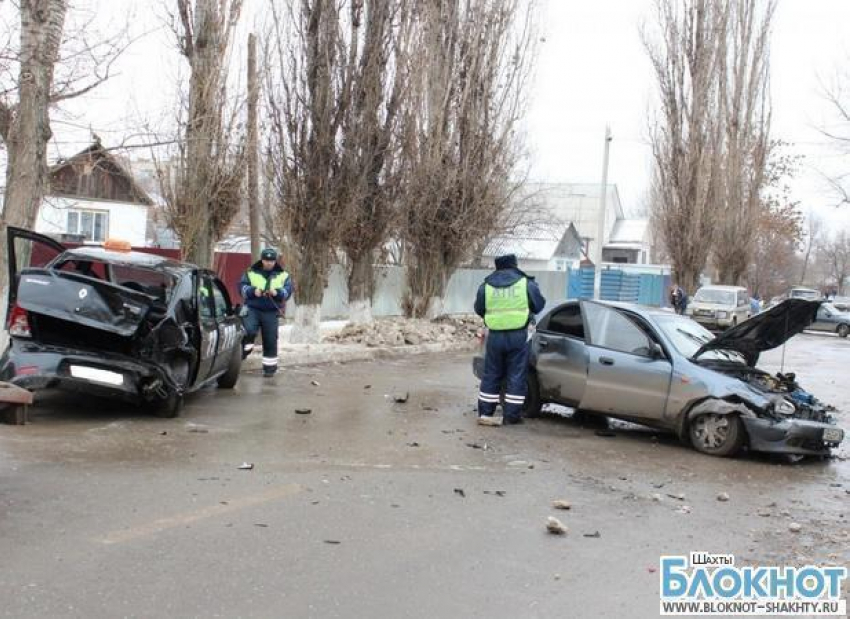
[{"left": 650, "top": 343, "right": 665, "bottom": 359}]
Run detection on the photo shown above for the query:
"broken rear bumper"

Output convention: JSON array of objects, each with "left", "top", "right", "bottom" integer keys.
[
  {"left": 0, "top": 339, "right": 163, "bottom": 402},
  {"left": 742, "top": 416, "right": 845, "bottom": 456}
]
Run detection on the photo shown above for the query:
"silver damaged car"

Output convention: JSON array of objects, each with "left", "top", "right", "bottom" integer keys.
[{"left": 473, "top": 299, "right": 844, "bottom": 457}]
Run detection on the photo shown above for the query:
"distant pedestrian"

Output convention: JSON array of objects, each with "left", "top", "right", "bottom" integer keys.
[
  {"left": 670, "top": 283, "right": 687, "bottom": 315},
  {"left": 474, "top": 254, "right": 546, "bottom": 426},
  {"left": 239, "top": 248, "right": 292, "bottom": 377},
  {"left": 749, "top": 295, "right": 761, "bottom": 316}
]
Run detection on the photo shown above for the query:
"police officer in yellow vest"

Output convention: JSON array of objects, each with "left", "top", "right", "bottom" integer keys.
[
  {"left": 239, "top": 248, "right": 293, "bottom": 377},
  {"left": 474, "top": 254, "right": 546, "bottom": 425}
]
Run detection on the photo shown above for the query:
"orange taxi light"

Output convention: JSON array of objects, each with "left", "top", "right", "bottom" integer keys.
[{"left": 104, "top": 238, "right": 132, "bottom": 252}]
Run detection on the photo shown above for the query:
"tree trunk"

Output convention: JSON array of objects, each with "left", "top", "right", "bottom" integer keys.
[
  {"left": 0, "top": 0, "right": 68, "bottom": 351},
  {"left": 290, "top": 242, "right": 328, "bottom": 343},
  {"left": 404, "top": 258, "right": 447, "bottom": 319},
  {"left": 347, "top": 252, "right": 374, "bottom": 325}
]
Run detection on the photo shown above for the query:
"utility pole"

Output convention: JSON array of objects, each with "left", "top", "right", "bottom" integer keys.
[
  {"left": 247, "top": 33, "right": 260, "bottom": 260},
  {"left": 593, "top": 126, "right": 613, "bottom": 299}
]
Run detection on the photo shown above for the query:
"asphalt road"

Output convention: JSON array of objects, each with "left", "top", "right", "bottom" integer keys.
[{"left": 1, "top": 333, "right": 848, "bottom": 618}]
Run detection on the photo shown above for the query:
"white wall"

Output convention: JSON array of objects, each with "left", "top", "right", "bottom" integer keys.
[{"left": 36, "top": 196, "right": 149, "bottom": 247}]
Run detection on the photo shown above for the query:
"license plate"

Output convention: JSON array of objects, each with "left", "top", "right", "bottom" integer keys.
[
  {"left": 823, "top": 428, "right": 844, "bottom": 443},
  {"left": 69, "top": 365, "right": 124, "bottom": 386}
]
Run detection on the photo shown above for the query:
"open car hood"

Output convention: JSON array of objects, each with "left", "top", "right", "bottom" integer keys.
[{"left": 693, "top": 299, "right": 821, "bottom": 366}]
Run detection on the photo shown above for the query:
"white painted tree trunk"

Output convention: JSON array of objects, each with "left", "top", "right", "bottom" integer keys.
[
  {"left": 348, "top": 298, "right": 373, "bottom": 325},
  {"left": 426, "top": 296, "right": 446, "bottom": 320},
  {"left": 290, "top": 304, "right": 322, "bottom": 344}
]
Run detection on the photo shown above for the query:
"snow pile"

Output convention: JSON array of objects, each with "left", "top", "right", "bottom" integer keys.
[{"left": 324, "top": 315, "right": 482, "bottom": 348}]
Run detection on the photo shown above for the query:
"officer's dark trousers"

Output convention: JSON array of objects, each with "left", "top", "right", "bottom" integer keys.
[
  {"left": 242, "top": 308, "right": 279, "bottom": 374},
  {"left": 478, "top": 329, "right": 529, "bottom": 421}
]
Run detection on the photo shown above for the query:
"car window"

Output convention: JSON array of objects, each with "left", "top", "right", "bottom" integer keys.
[
  {"left": 545, "top": 304, "right": 585, "bottom": 340},
  {"left": 211, "top": 280, "right": 230, "bottom": 319},
  {"left": 55, "top": 259, "right": 108, "bottom": 280},
  {"left": 583, "top": 303, "right": 652, "bottom": 356},
  {"left": 111, "top": 264, "right": 175, "bottom": 303},
  {"left": 738, "top": 293, "right": 748, "bottom": 307},
  {"left": 199, "top": 275, "right": 215, "bottom": 320},
  {"left": 693, "top": 288, "right": 735, "bottom": 305}
]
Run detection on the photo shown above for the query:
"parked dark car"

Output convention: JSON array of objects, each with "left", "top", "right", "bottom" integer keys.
[
  {"left": 809, "top": 303, "right": 850, "bottom": 338},
  {"left": 1, "top": 227, "right": 244, "bottom": 417},
  {"left": 473, "top": 299, "right": 844, "bottom": 457}
]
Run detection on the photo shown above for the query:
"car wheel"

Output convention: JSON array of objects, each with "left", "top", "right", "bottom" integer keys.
[
  {"left": 217, "top": 346, "right": 242, "bottom": 389},
  {"left": 838, "top": 324, "right": 849, "bottom": 338},
  {"left": 152, "top": 391, "right": 183, "bottom": 419},
  {"left": 689, "top": 413, "right": 744, "bottom": 457},
  {"left": 522, "top": 371, "right": 542, "bottom": 418}
]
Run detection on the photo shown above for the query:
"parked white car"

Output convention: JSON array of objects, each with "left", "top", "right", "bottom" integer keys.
[{"left": 686, "top": 285, "right": 751, "bottom": 330}]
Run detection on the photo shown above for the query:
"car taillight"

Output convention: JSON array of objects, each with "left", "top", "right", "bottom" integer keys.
[{"left": 9, "top": 304, "right": 32, "bottom": 338}]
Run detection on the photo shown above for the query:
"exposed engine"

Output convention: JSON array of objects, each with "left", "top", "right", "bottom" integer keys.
[{"left": 730, "top": 368, "right": 836, "bottom": 423}]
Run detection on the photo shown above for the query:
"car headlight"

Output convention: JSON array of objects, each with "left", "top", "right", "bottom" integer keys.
[
  {"left": 775, "top": 399, "right": 796, "bottom": 416},
  {"left": 717, "top": 311, "right": 728, "bottom": 319}
]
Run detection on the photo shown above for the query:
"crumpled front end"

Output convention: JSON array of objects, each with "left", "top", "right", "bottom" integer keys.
[{"left": 708, "top": 366, "right": 845, "bottom": 456}]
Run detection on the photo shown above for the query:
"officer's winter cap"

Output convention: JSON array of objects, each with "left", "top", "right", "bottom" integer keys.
[
  {"left": 495, "top": 254, "right": 518, "bottom": 270},
  {"left": 261, "top": 248, "right": 278, "bottom": 261}
]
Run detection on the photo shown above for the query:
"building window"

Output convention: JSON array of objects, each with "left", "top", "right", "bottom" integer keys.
[{"left": 67, "top": 209, "right": 109, "bottom": 242}]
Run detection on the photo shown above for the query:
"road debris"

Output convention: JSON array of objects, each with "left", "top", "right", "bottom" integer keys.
[
  {"left": 159, "top": 431, "right": 167, "bottom": 436},
  {"left": 324, "top": 540, "right": 341, "bottom": 545},
  {"left": 789, "top": 522, "right": 802, "bottom": 533},
  {"left": 465, "top": 442, "right": 488, "bottom": 450},
  {"left": 407, "top": 442, "right": 420, "bottom": 447},
  {"left": 551, "top": 500, "right": 572, "bottom": 510},
  {"left": 717, "top": 492, "right": 730, "bottom": 502},
  {"left": 507, "top": 460, "right": 530, "bottom": 467},
  {"left": 651, "top": 493, "right": 663, "bottom": 502},
  {"left": 311, "top": 380, "right": 320, "bottom": 386},
  {"left": 484, "top": 490, "right": 506, "bottom": 497},
  {"left": 364, "top": 385, "right": 371, "bottom": 389},
  {"left": 546, "top": 517, "right": 567, "bottom": 535},
  {"left": 254, "top": 523, "right": 269, "bottom": 528},
  {"left": 453, "top": 488, "right": 466, "bottom": 498},
  {"left": 295, "top": 408, "right": 312, "bottom": 415},
  {"left": 676, "top": 505, "right": 692, "bottom": 514},
  {"left": 238, "top": 462, "right": 254, "bottom": 470},
  {"left": 667, "top": 493, "right": 685, "bottom": 501},
  {"left": 392, "top": 392, "right": 409, "bottom": 404},
  {"left": 583, "top": 531, "right": 601, "bottom": 538}
]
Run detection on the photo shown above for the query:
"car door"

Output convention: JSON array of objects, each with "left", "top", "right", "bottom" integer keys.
[
  {"left": 534, "top": 302, "right": 589, "bottom": 407},
  {"left": 5, "top": 227, "right": 66, "bottom": 323},
  {"left": 811, "top": 307, "right": 832, "bottom": 332},
  {"left": 210, "top": 277, "right": 241, "bottom": 375},
  {"left": 579, "top": 302, "right": 673, "bottom": 421},
  {"left": 194, "top": 273, "right": 220, "bottom": 384}
]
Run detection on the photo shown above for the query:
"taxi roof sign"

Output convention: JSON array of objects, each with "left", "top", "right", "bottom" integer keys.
[{"left": 103, "top": 238, "right": 132, "bottom": 252}]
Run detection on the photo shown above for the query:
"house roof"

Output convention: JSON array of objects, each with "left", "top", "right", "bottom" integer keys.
[
  {"left": 609, "top": 218, "right": 649, "bottom": 244},
  {"left": 50, "top": 140, "right": 155, "bottom": 206},
  {"left": 484, "top": 221, "right": 582, "bottom": 262}
]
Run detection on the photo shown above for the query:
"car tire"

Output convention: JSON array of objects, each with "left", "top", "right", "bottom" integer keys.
[
  {"left": 689, "top": 413, "right": 745, "bottom": 457},
  {"left": 217, "top": 346, "right": 242, "bottom": 389},
  {"left": 152, "top": 391, "right": 183, "bottom": 419},
  {"left": 838, "top": 324, "right": 849, "bottom": 338},
  {"left": 522, "top": 371, "right": 543, "bottom": 418}
]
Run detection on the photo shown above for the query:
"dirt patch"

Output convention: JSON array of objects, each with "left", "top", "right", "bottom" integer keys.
[{"left": 324, "top": 315, "right": 482, "bottom": 348}]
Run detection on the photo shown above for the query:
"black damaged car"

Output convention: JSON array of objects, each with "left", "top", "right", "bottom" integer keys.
[{"left": 1, "top": 227, "right": 244, "bottom": 418}]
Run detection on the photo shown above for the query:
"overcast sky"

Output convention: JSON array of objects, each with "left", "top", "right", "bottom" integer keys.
[{"left": 45, "top": 0, "right": 850, "bottom": 232}]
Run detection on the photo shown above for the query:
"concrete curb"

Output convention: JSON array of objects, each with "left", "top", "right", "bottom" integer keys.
[{"left": 242, "top": 340, "right": 479, "bottom": 370}]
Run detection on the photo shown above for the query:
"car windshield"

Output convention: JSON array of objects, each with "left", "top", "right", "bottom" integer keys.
[
  {"left": 693, "top": 289, "right": 735, "bottom": 305},
  {"left": 655, "top": 315, "right": 745, "bottom": 363},
  {"left": 790, "top": 289, "right": 818, "bottom": 300}
]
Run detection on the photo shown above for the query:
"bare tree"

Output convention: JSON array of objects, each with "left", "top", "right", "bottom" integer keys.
[
  {"left": 642, "top": 0, "right": 727, "bottom": 294},
  {"left": 821, "top": 230, "right": 850, "bottom": 296},
  {"left": 0, "top": 1, "right": 127, "bottom": 347},
  {"left": 748, "top": 197, "right": 802, "bottom": 301},
  {"left": 400, "top": 0, "right": 536, "bottom": 318},
  {"left": 336, "top": 0, "right": 414, "bottom": 325},
  {"left": 712, "top": 0, "right": 774, "bottom": 285},
  {"left": 799, "top": 212, "right": 823, "bottom": 285},
  {"left": 265, "top": 0, "right": 355, "bottom": 343},
  {"left": 160, "top": 0, "right": 246, "bottom": 267},
  {"left": 819, "top": 56, "right": 850, "bottom": 207}
]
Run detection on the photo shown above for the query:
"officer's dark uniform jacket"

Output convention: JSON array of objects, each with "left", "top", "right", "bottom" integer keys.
[
  {"left": 240, "top": 261, "right": 292, "bottom": 311},
  {"left": 474, "top": 264, "right": 546, "bottom": 422}
]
